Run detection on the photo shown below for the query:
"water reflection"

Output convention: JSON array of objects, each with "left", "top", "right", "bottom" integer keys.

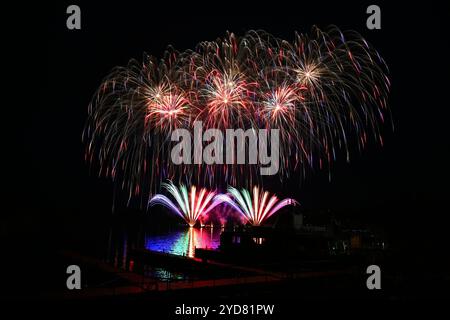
[
  {"left": 145, "top": 227, "right": 222, "bottom": 257},
  {"left": 104, "top": 225, "right": 222, "bottom": 280}
]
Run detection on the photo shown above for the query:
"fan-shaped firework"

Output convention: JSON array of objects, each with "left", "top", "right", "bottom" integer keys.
[
  {"left": 217, "top": 186, "right": 298, "bottom": 226},
  {"left": 148, "top": 181, "right": 222, "bottom": 227},
  {"left": 84, "top": 26, "right": 390, "bottom": 202}
]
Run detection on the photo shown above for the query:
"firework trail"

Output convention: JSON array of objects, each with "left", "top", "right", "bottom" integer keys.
[
  {"left": 84, "top": 26, "right": 390, "bottom": 203},
  {"left": 148, "top": 181, "right": 223, "bottom": 227},
  {"left": 217, "top": 186, "right": 298, "bottom": 226}
]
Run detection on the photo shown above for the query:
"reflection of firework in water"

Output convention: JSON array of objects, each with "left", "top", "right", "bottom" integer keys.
[
  {"left": 148, "top": 182, "right": 222, "bottom": 227},
  {"left": 84, "top": 26, "right": 390, "bottom": 202},
  {"left": 217, "top": 186, "right": 298, "bottom": 226}
]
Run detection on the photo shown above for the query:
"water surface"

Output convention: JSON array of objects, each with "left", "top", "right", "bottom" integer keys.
[{"left": 144, "top": 227, "right": 221, "bottom": 257}]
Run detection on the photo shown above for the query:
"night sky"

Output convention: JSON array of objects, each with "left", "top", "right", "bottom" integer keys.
[{"left": 5, "top": 1, "right": 450, "bottom": 283}]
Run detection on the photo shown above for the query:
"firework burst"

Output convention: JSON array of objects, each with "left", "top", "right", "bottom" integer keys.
[
  {"left": 217, "top": 186, "right": 298, "bottom": 226},
  {"left": 199, "top": 71, "right": 255, "bottom": 129},
  {"left": 144, "top": 83, "right": 191, "bottom": 134},
  {"left": 148, "top": 181, "right": 222, "bottom": 227},
  {"left": 84, "top": 26, "right": 390, "bottom": 203}
]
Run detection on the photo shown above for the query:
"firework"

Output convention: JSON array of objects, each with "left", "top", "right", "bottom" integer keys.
[
  {"left": 148, "top": 181, "right": 222, "bottom": 227},
  {"left": 207, "top": 204, "right": 247, "bottom": 227},
  {"left": 217, "top": 186, "right": 298, "bottom": 226},
  {"left": 84, "top": 27, "right": 390, "bottom": 202}
]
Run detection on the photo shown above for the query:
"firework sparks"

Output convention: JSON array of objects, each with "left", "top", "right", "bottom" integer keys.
[
  {"left": 200, "top": 71, "right": 254, "bottom": 128},
  {"left": 148, "top": 181, "right": 222, "bottom": 227},
  {"left": 84, "top": 27, "right": 390, "bottom": 201},
  {"left": 144, "top": 83, "right": 191, "bottom": 133},
  {"left": 217, "top": 186, "right": 298, "bottom": 226}
]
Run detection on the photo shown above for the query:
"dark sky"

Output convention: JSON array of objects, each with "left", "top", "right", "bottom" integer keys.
[{"left": 7, "top": 1, "right": 450, "bottom": 262}]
